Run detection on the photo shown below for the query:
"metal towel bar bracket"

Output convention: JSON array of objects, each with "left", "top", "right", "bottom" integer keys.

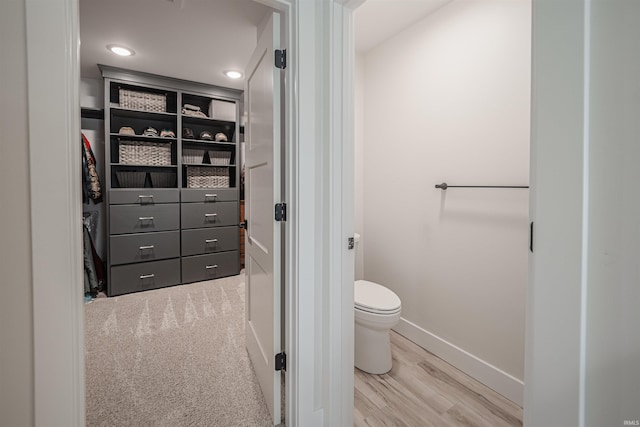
[{"left": 435, "top": 182, "right": 529, "bottom": 190}]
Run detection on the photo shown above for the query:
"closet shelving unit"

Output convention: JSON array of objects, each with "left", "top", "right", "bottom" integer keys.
[{"left": 101, "top": 65, "right": 242, "bottom": 296}]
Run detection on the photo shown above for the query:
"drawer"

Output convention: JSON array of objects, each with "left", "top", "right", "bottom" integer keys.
[
  {"left": 109, "top": 189, "right": 179, "bottom": 205},
  {"left": 110, "top": 203, "right": 179, "bottom": 234},
  {"left": 110, "top": 231, "right": 180, "bottom": 265},
  {"left": 181, "top": 252, "right": 239, "bottom": 284},
  {"left": 181, "top": 226, "right": 239, "bottom": 256},
  {"left": 181, "top": 201, "right": 238, "bottom": 229},
  {"left": 181, "top": 188, "right": 237, "bottom": 203},
  {"left": 109, "top": 258, "right": 180, "bottom": 296}
]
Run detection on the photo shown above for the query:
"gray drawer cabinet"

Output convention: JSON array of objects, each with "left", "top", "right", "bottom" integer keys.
[
  {"left": 107, "top": 202, "right": 181, "bottom": 295},
  {"left": 110, "top": 204, "right": 180, "bottom": 235},
  {"left": 181, "top": 202, "right": 238, "bottom": 229},
  {"left": 181, "top": 252, "right": 240, "bottom": 284},
  {"left": 181, "top": 226, "right": 239, "bottom": 256},
  {"left": 110, "top": 259, "right": 181, "bottom": 296},
  {"left": 110, "top": 231, "right": 180, "bottom": 265},
  {"left": 180, "top": 201, "right": 240, "bottom": 281}
]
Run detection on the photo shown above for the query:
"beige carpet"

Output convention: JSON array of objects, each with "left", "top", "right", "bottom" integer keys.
[{"left": 84, "top": 274, "right": 272, "bottom": 427}]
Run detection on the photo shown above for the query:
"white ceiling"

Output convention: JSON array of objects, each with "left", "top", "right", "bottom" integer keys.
[
  {"left": 79, "top": 0, "right": 451, "bottom": 90},
  {"left": 79, "top": 0, "right": 272, "bottom": 89},
  {"left": 354, "top": 0, "right": 452, "bottom": 52}
]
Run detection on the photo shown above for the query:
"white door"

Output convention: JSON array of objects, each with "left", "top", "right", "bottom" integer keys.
[{"left": 244, "top": 11, "right": 282, "bottom": 426}]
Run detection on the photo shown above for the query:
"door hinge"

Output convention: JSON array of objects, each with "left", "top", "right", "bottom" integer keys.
[
  {"left": 348, "top": 237, "right": 355, "bottom": 250},
  {"left": 529, "top": 221, "right": 534, "bottom": 253},
  {"left": 239, "top": 220, "right": 248, "bottom": 231},
  {"left": 275, "top": 49, "right": 286, "bottom": 69},
  {"left": 275, "top": 203, "right": 287, "bottom": 221},
  {"left": 275, "top": 352, "right": 286, "bottom": 371}
]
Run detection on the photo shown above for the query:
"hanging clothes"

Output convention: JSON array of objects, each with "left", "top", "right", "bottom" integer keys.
[
  {"left": 82, "top": 133, "right": 103, "bottom": 203},
  {"left": 82, "top": 212, "right": 105, "bottom": 297},
  {"left": 83, "top": 225, "right": 99, "bottom": 296}
]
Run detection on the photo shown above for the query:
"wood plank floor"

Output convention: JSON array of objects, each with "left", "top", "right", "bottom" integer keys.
[{"left": 354, "top": 331, "right": 523, "bottom": 427}]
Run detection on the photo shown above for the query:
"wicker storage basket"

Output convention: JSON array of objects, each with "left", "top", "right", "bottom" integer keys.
[
  {"left": 186, "top": 166, "right": 230, "bottom": 188},
  {"left": 119, "top": 140, "right": 172, "bottom": 166},
  {"left": 119, "top": 88, "right": 167, "bottom": 112},
  {"left": 149, "top": 172, "right": 176, "bottom": 188},
  {"left": 116, "top": 171, "right": 147, "bottom": 188},
  {"left": 208, "top": 150, "right": 232, "bottom": 166},
  {"left": 182, "top": 148, "right": 205, "bottom": 164}
]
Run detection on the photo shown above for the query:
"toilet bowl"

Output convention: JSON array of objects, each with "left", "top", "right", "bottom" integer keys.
[{"left": 354, "top": 279, "right": 401, "bottom": 374}]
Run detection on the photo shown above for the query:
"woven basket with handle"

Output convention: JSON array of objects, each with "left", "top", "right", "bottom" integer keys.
[
  {"left": 119, "top": 88, "right": 166, "bottom": 112},
  {"left": 119, "top": 141, "right": 172, "bottom": 166}
]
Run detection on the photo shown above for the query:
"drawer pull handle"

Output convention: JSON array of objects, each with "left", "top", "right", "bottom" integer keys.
[
  {"left": 139, "top": 274, "right": 155, "bottom": 279},
  {"left": 204, "top": 213, "right": 217, "bottom": 220},
  {"left": 205, "top": 239, "right": 218, "bottom": 244},
  {"left": 205, "top": 194, "right": 218, "bottom": 200},
  {"left": 139, "top": 216, "right": 154, "bottom": 222},
  {"left": 139, "top": 245, "right": 155, "bottom": 250},
  {"left": 138, "top": 194, "right": 154, "bottom": 200},
  {"left": 205, "top": 265, "right": 218, "bottom": 269}
]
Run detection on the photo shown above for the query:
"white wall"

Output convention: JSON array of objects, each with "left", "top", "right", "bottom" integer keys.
[
  {"left": 357, "top": 0, "right": 530, "bottom": 404},
  {"left": 0, "top": 1, "right": 34, "bottom": 425}
]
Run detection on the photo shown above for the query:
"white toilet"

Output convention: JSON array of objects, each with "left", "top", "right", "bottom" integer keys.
[{"left": 354, "top": 280, "right": 402, "bottom": 374}]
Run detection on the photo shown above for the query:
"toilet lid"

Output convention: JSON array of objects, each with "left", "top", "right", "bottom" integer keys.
[{"left": 354, "top": 280, "right": 401, "bottom": 313}]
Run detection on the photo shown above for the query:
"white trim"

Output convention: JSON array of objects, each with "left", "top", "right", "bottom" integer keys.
[
  {"left": 327, "top": 0, "right": 344, "bottom": 422},
  {"left": 525, "top": 2, "right": 586, "bottom": 425},
  {"left": 394, "top": 318, "right": 524, "bottom": 407},
  {"left": 338, "top": 4, "right": 355, "bottom": 427},
  {"left": 332, "top": 2, "right": 360, "bottom": 425},
  {"left": 331, "top": 2, "right": 356, "bottom": 426},
  {"left": 327, "top": 2, "right": 353, "bottom": 426},
  {"left": 291, "top": 1, "right": 323, "bottom": 425},
  {"left": 25, "top": 0, "right": 85, "bottom": 425},
  {"left": 578, "top": 1, "right": 591, "bottom": 425}
]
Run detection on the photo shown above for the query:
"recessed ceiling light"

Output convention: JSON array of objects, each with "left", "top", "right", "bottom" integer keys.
[
  {"left": 224, "top": 70, "right": 243, "bottom": 79},
  {"left": 107, "top": 44, "right": 135, "bottom": 57}
]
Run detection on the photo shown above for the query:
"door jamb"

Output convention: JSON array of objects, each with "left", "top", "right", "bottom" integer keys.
[
  {"left": 23, "top": 0, "right": 302, "bottom": 425},
  {"left": 24, "top": 0, "right": 363, "bottom": 424}
]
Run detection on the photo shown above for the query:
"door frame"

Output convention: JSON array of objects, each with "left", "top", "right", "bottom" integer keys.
[
  {"left": 23, "top": 0, "right": 357, "bottom": 425},
  {"left": 341, "top": 1, "right": 599, "bottom": 426},
  {"left": 24, "top": 0, "right": 601, "bottom": 425}
]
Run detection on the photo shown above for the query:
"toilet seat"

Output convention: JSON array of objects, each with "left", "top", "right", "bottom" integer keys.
[
  {"left": 355, "top": 304, "right": 401, "bottom": 316},
  {"left": 355, "top": 280, "right": 401, "bottom": 315}
]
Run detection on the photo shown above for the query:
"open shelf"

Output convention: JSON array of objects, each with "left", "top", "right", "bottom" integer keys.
[
  {"left": 110, "top": 133, "right": 177, "bottom": 142},
  {"left": 102, "top": 66, "right": 241, "bottom": 296},
  {"left": 81, "top": 107, "right": 104, "bottom": 120},
  {"left": 182, "top": 163, "right": 236, "bottom": 167},
  {"left": 111, "top": 107, "right": 177, "bottom": 120},
  {"left": 181, "top": 114, "right": 235, "bottom": 126},
  {"left": 182, "top": 138, "right": 235, "bottom": 146}
]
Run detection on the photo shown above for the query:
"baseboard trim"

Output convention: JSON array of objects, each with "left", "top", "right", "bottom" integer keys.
[{"left": 393, "top": 318, "right": 524, "bottom": 407}]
